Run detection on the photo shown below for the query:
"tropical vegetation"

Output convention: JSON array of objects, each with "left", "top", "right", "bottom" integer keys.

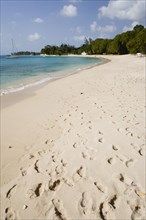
[
  {"left": 14, "top": 51, "right": 40, "bottom": 56},
  {"left": 41, "top": 25, "right": 146, "bottom": 55}
]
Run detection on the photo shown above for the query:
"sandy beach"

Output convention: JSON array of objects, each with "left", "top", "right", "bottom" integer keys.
[{"left": 0, "top": 55, "right": 145, "bottom": 220}]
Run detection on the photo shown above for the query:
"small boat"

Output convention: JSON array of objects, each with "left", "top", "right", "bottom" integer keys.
[{"left": 7, "top": 39, "right": 18, "bottom": 58}]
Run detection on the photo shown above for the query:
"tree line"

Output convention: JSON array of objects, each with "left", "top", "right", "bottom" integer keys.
[
  {"left": 41, "top": 44, "right": 76, "bottom": 56},
  {"left": 14, "top": 51, "right": 40, "bottom": 56},
  {"left": 41, "top": 25, "right": 146, "bottom": 55}
]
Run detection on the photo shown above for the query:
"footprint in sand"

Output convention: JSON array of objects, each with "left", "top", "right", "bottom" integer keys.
[
  {"left": 118, "top": 173, "right": 133, "bottom": 186},
  {"left": 99, "top": 131, "right": 103, "bottom": 135},
  {"left": 38, "top": 150, "right": 46, "bottom": 156},
  {"left": 82, "top": 151, "right": 89, "bottom": 160},
  {"left": 108, "top": 194, "right": 120, "bottom": 210},
  {"left": 98, "top": 138, "right": 105, "bottom": 144},
  {"left": 99, "top": 201, "right": 115, "bottom": 220},
  {"left": 29, "top": 154, "right": 35, "bottom": 159},
  {"left": 8, "top": 146, "right": 13, "bottom": 149},
  {"left": 27, "top": 183, "right": 45, "bottom": 198},
  {"left": 6, "top": 185, "right": 17, "bottom": 199},
  {"left": 55, "top": 165, "right": 65, "bottom": 177},
  {"left": 131, "top": 206, "right": 145, "bottom": 220},
  {"left": 126, "top": 132, "right": 134, "bottom": 137},
  {"left": 112, "top": 145, "right": 120, "bottom": 151},
  {"left": 82, "top": 151, "right": 95, "bottom": 160},
  {"left": 107, "top": 157, "right": 116, "bottom": 165},
  {"left": 125, "top": 159, "right": 135, "bottom": 168},
  {"left": 73, "top": 142, "right": 77, "bottom": 148},
  {"left": 52, "top": 198, "right": 69, "bottom": 220},
  {"left": 131, "top": 143, "right": 145, "bottom": 157},
  {"left": 5, "top": 207, "right": 16, "bottom": 220},
  {"left": 49, "top": 179, "right": 61, "bottom": 191},
  {"left": 138, "top": 148, "right": 145, "bottom": 156},
  {"left": 117, "top": 128, "right": 124, "bottom": 133},
  {"left": 116, "top": 154, "right": 136, "bottom": 168},
  {"left": 82, "top": 148, "right": 96, "bottom": 160},
  {"left": 127, "top": 199, "right": 146, "bottom": 220},
  {"left": 51, "top": 154, "right": 59, "bottom": 163},
  {"left": 34, "top": 160, "right": 40, "bottom": 173},
  {"left": 22, "top": 205, "right": 28, "bottom": 210},
  {"left": 73, "top": 166, "right": 87, "bottom": 182},
  {"left": 80, "top": 192, "right": 93, "bottom": 215},
  {"left": 20, "top": 167, "right": 27, "bottom": 176},
  {"left": 94, "top": 181, "right": 108, "bottom": 194},
  {"left": 45, "top": 139, "right": 49, "bottom": 144},
  {"left": 77, "top": 166, "right": 86, "bottom": 178},
  {"left": 61, "top": 159, "right": 67, "bottom": 167}
]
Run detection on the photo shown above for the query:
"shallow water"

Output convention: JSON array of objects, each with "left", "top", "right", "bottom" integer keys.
[{"left": 0, "top": 55, "right": 103, "bottom": 95}]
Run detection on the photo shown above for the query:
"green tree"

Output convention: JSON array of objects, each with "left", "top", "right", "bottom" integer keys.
[
  {"left": 133, "top": 25, "right": 144, "bottom": 33},
  {"left": 91, "top": 39, "right": 109, "bottom": 54},
  {"left": 127, "top": 28, "right": 146, "bottom": 54}
]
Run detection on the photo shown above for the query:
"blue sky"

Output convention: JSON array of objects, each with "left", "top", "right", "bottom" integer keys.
[{"left": 1, "top": 0, "right": 146, "bottom": 54}]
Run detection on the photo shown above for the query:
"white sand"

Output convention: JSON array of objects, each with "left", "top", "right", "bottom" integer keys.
[{"left": 0, "top": 55, "right": 145, "bottom": 220}]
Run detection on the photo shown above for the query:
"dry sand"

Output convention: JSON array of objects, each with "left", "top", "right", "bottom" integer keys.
[{"left": 0, "top": 55, "right": 145, "bottom": 220}]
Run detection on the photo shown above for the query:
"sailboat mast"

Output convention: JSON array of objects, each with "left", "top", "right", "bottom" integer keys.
[
  {"left": 11, "top": 39, "right": 18, "bottom": 55},
  {"left": 11, "top": 39, "right": 15, "bottom": 55}
]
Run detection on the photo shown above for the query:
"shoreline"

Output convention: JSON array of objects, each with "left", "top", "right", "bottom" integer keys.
[
  {"left": 0, "top": 55, "right": 107, "bottom": 98},
  {"left": 1, "top": 54, "right": 145, "bottom": 220},
  {"left": 0, "top": 55, "right": 109, "bottom": 109}
]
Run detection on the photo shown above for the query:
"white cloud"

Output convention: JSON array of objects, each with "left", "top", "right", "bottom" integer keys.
[
  {"left": 90, "top": 22, "right": 116, "bottom": 34},
  {"left": 34, "top": 17, "right": 44, "bottom": 23},
  {"left": 28, "top": 33, "right": 41, "bottom": 41},
  {"left": 123, "top": 21, "right": 139, "bottom": 32},
  {"left": 60, "top": 4, "right": 77, "bottom": 17},
  {"left": 98, "top": 0, "right": 145, "bottom": 21},
  {"left": 73, "top": 35, "right": 85, "bottom": 41}
]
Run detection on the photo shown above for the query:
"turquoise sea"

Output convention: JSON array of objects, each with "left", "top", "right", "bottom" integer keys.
[{"left": 0, "top": 55, "right": 103, "bottom": 95}]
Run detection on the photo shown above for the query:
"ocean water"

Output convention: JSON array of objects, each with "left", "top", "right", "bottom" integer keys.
[{"left": 0, "top": 55, "right": 103, "bottom": 95}]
